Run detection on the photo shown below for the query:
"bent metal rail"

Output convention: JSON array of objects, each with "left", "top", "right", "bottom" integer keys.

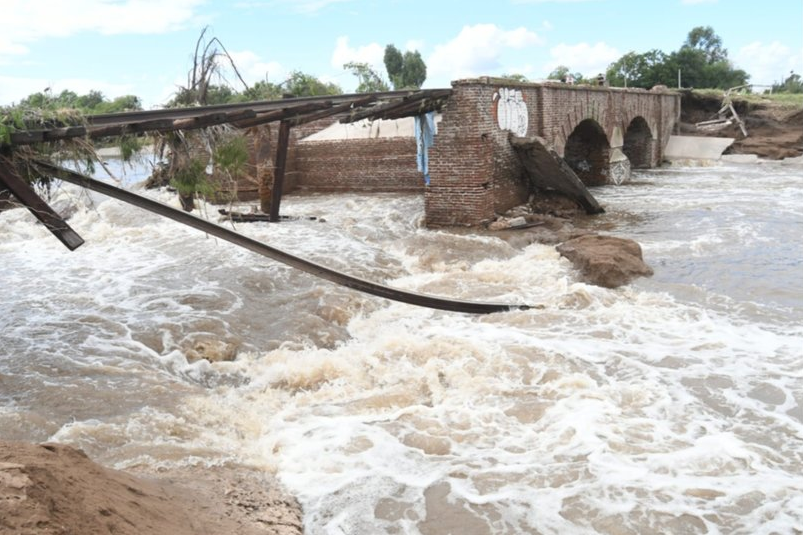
[{"left": 35, "top": 161, "right": 531, "bottom": 315}]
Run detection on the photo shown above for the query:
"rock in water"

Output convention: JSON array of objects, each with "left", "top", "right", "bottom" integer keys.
[{"left": 556, "top": 234, "right": 653, "bottom": 288}]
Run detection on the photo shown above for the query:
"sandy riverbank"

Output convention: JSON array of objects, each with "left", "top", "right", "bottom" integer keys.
[{"left": 0, "top": 441, "right": 302, "bottom": 535}]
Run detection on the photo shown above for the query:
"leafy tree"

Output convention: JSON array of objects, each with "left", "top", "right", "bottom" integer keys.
[
  {"left": 547, "top": 65, "right": 583, "bottom": 83},
  {"left": 238, "top": 80, "right": 283, "bottom": 101},
  {"left": 17, "top": 89, "right": 142, "bottom": 113},
  {"left": 606, "top": 50, "right": 672, "bottom": 89},
  {"left": 605, "top": 26, "right": 749, "bottom": 89},
  {"left": 401, "top": 51, "right": 426, "bottom": 89},
  {"left": 76, "top": 90, "right": 105, "bottom": 110},
  {"left": 384, "top": 45, "right": 404, "bottom": 89},
  {"left": 499, "top": 73, "right": 529, "bottom": 83},
  {"left": 284, "top": 71, "right": 342, "bottom": 97},
  {"left": 383, "top": 44, "right": 427, "bottom": 89},
  {"left": 771, "top": 72, "right": 803, "bottom": 94},
  {"left": 344, "top": 62, "right": 390, "bottom": 93},
  {"left": 683, "top": 26, "right": 727, "bottom": 63},
  {"left": 668, "top": 46, "right": 748, "bottom": 89},
  {"left": 107, "top": 95, "right": 142, "bottom": 112}
]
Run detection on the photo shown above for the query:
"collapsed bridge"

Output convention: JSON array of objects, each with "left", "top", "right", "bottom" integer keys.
[{"left": 0, "top": 79, "right": 679, "bottom": 311}]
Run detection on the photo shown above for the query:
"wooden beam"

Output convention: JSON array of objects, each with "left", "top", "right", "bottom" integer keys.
[
  {"left": 2, "top": 90, "right": 453, "bottom": 147},
  {"left": 0, "top": 157, "right": 84, "bottom": 250},
  {"left": 231, "top": 102, "right": 334, "bottom": 129},
  {"left": 339, "top": 91, "right": 435, "bottom": 123},
  {"left": 8, "top": 110, "right": 259, "bottom": 146},
  {"left": 380, "top": 96, "right": 450, "bottom": 120},
  {"left": 290, "top": 95, "right": 378, "bottom": 126},
  {"left": 269, "top": 120, "right": 291, "bottom": 222},
  {"left": 34, "top": 159, "right": 529, "bottom": 314}
]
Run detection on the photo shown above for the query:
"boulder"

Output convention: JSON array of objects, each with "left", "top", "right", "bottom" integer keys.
[
  {"left": 556, "top": 234, "right": 653, "bottom": 288},
  {"left": 185, "top": 338, "right": 238, "bottom": 363}
]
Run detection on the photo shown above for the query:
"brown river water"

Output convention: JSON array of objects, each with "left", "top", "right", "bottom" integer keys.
[{"left": 1, "top": 159, "right": 802, "bottom": 533}]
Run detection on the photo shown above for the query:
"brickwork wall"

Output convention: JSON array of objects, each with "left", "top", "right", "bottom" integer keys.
[
  {"left": 623, "top": 117, "right": 654, "bottom": 168},
  {"left": 289, "top": 137, "right": 424, "bottom": 192},
  {"left": 424, "top": 79, "right": 680, "bottom": 226},
  {"left": 258, "top": 81, "right": 680, "bottom": 227}
]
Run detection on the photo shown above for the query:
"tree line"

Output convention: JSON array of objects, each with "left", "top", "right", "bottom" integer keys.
[
  {"left": 603, "top": 26, "right": 749, "bottom": 89},
  {"left": 5, "top": 25, "right": 801, "bottom": 118},
  {"left": 533, "top": 26, "right": 799, "bottom": 94}
]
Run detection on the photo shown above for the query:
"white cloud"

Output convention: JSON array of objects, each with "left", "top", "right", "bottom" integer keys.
[
  {"left": 268, "top": 0, "right": 353, "bottom": 14},
  {"left": 330, "top": 36, "right": 385, "bottom": 71},
  {"left": 0, "top": 0, "right": 204, "bottom": 63},
  {"left": 228, "top": 50, "right": 286, "bottom": 85},
  {"left": 428, "top": 24, "right": 544, "bottom": 82},
  {"left": 736, "top": 41, "right": 803, "bottom": 86},
  {"left": 405, "top": 40, "right": 425, "bottom": 53},
  {"left": 544, "top": 42, "right": 620, "bottom": 77}
]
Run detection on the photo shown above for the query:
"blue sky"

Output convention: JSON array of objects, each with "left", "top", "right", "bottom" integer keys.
[{"left": 1, "top": 0, "right": 801, "bottom": 108}]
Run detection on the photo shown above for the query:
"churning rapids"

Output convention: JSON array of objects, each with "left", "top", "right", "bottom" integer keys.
[{"left": 1, "top": 159, "right": 802, "bottom": 534}]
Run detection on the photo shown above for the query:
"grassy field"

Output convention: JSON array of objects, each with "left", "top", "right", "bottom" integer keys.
[{"left": 694, "top": 88, "right": 803, "bottom": 109}]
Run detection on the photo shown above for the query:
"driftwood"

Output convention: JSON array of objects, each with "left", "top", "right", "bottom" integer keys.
[{"left": 217, "top": 209, "right": 317, "bottom": 222}]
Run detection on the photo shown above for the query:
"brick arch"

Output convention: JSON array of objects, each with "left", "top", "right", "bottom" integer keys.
[
  {"left": 554, "top": 99, "right": 609, "bottom": 154},
  {"left": 564, "top": 118, "right": 611, "bottom": 186},
  {"left": 623, "top": 116, "right": 655, "bottom": 169}
]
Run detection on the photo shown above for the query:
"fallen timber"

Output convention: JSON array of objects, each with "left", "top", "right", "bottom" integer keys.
[
  {"left": 2, "top": 89, "right": 452, "bottom": 225},
  {"left": 33, "top": 160, "right": 531, "bottom": 315},
  {"left": 0, "top": 157, "right": 84, "bottom": 250}
]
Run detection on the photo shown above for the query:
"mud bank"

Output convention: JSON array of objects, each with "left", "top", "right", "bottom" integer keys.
[
  {"left": 0, "top": 441, "right": 302, "bottom": 535},
  {"left": 679, "top": 90, "right": 803, "bottom": 160}
]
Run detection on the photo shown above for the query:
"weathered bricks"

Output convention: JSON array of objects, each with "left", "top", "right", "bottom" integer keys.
[{"left": 278, "top": 79, "right": 679, "bottom": 227}]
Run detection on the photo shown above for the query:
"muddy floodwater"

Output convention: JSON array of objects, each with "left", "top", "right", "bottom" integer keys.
[{"left": 1, "top": 160, "right": 802, "bottom": 533}]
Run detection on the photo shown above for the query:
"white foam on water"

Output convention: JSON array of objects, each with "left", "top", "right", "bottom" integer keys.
[{"left": 2, "top": 162, "right": 803, "bottom": 533}]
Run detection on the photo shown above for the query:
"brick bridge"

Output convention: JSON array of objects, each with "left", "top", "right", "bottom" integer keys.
[{"left": 423, "top": 78, "right": 680, "bottom": 226}]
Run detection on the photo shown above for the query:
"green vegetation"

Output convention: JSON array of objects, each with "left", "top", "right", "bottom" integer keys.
[
  {"left": 499, "top": 73, "right": 530, "bottom": 83},
  {"left": 604, "top": 26, "right": 748, "bottom": 89},
  {"left": 771, "top": 72, "right": 802, "bottom": 94},
  {"left": 169, "top": 156, "right": 214, "bottom": 198},
  {"left": 383, "top": 44, "right": 427, "bottom": 90},
  {"left": 16, "top": 89, "right": 142, "bottom": 114},
  {"left": 343, "top": 44, "right": 427, "bottom": 93},
  {"left": 344, "top": 62, "right": 390, "bottom": 93},
  {"left": 694, "top": 88, "right": 803, "bottom": 109},
  {"left": 547, "top": 66, "right": 592, "bottom": 85}
]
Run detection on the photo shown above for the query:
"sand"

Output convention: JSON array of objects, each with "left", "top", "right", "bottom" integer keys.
[{"left": 0, "top": 441, "right": 302, "bottom": 535}]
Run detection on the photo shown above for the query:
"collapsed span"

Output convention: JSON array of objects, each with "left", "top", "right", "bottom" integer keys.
[{"left": 34, "top": 160, "right": 531, "bottom": 315}]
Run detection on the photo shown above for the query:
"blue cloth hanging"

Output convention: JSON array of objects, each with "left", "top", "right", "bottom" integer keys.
[{"left": 415, "top": 112, "right": 436, "bottom": 185}]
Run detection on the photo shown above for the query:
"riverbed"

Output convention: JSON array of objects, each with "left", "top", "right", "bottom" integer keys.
[{"left": 1, "top": 160, "right": 802, "bottom": 533}]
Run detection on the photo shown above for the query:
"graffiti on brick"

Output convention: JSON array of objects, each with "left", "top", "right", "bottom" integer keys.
[
  {"left": 610, "top": 159, "right": 630, "bottom": 185},
  {"left": 493, "top": 88, "right": 528, "bottom": 137}
]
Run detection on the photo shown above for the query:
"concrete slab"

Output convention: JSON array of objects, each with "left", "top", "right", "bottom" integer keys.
[
  {"left": 510, "top": 135, "right": 603, "bottom": 214},
  {"left": 721, "top": 154, "right": 759, "bottom": 163},
  {"left": 664, "top": 135, "right": 734, "bottom": 161}
]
